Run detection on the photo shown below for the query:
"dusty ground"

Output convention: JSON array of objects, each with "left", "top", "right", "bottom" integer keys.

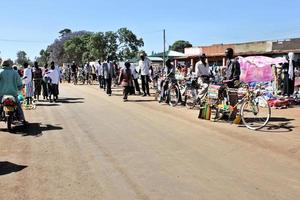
[{"left": 0, "top": 83, "right": 300, "bottom": 200}]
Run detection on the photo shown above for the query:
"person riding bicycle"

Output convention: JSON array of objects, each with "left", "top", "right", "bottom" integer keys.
[
  {"left": 159, "top": 59, "right": 176, "bottom": 103},
  {"left": 71, "top": 61, "right": 78, "bottom": 83},
  {"left": 195, "top": 54, "right": 210, "bottom": 96},
  {"left": 0, "top": 59, "right": 27, "bottom": 125}
]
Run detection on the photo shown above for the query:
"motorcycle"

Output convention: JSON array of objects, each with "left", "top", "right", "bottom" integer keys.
[{"left": 0, "top": 95, "right": 18, "bottom": 131}]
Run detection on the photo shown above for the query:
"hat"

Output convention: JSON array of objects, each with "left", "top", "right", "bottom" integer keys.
[{"left": 1, "top": 59, "right": 13, "bottom": 67}]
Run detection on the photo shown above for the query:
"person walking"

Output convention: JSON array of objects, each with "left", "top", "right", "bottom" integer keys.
[
  {"left": 131, "top": 64, "right": 141, "bottom": 95},
  {"left": 84, "top": 62, "right": 92, "bottom": 84},
  {"left": 33, "top": 61, "right": 43, "bottom": 101},
  {"left": 102, "top": 57, "right": 115, "bottom": 96},
  {"left": 46, "top": 62, "right": 60, "bottom": 103},
  {"left": 119, "top": 61, "right": 133, "bottom": 102},
  {"left": 42, "top": 64, "right": 49, "bottom": 100},
  {"left": 23, "top": 62, "right": 33, "bottom": 105},
  {"left": 96, "top": 60, "right": 105, "bottom": 89},
  {"left": 71, "top": 61, "right": 78, "bottom": 84},
  {"left": 138, "top": 53, "right": 151, "bottom": 96}
]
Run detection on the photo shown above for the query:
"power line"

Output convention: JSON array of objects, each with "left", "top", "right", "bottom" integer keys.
[{"left": 0, "top": 38, "right": 50, "bottom": 44}]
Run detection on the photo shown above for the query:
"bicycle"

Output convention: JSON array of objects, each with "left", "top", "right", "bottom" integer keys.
[
  {"left": 207, "top": 82, "right": 271, "bottom": 130},
  {"left": 184, "top": 75, "right": 210, "bottom": 109},
  {"left": 160, "top": 77, "right": 181, "bottom": 107}
]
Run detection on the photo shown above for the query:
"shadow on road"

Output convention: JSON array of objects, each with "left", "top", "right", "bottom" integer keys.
[
  {"left": 3, "top": 123, "right": 63, "bottom": 137},
  {"left": 57, "top": 97, "right": 84, "bottom": 104},
  {"left": 238, "top": 117, "right": 296, "bottom": 133},
  {"left": 0, "top": 161, "right": 27, "bottom": 176},
  {"left": 36, "top": 103, "right": 60, "bottom": 107},
  {"left": 128, "top": 99, "right": 157, "bottom": 103}
]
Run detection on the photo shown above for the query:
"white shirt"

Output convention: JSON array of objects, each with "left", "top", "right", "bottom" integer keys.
[
  {"left": 47, "top": 69, "right": 60, "bottom": 84},
  {"left": 195, "top": 61, "right": 210, "bottom": 77},
  {"left": 23, "top": 67, "right": 32, "bottom": 84},
  {"left": 131, "top": 65, "right": 139, "bottom": 79},
  {"left": 138, "top": 57, "right": 151, "bottom": 76},
  {"left": 96, "top": 63, "right": 103, "bottom": 76}
]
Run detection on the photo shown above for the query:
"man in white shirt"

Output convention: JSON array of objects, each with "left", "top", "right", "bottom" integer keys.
[
  {"left": 96, "top": 60, "right": 105, "bottom": 89},
  {"left": 195, "top": 54, "right": 210, "bottom": 97},
  {"left": 46, "top": 62, "right": 60, "bottom": 102},
  {"left": 23, "top": 62, "right": 33, "bottom": 105},
  {"left": 131, "top": 64, "right": 141, "bottom": 95},
  {"left": 195, "top": 54, "right": 210, "bottom": 79},
  {"left": 138, "top": 53, "right": 151, "bottom": 96}
]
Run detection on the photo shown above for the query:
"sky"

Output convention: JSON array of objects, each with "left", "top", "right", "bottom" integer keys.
[{"left": 1, "top": 0, "right": 300, "bottom": 60}]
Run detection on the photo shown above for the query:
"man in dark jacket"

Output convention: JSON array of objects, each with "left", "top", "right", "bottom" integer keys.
[
  {"left": 224, "top": 48, "right": 241, "bottom": 88},
  {"left": 223, "top": 48, "right": 241, "bottom": 120},
  {"left": 102, "top": 56, "right": 115, "bottom": 96}
]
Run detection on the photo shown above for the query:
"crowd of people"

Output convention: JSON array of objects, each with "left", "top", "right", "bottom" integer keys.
[
  {"left": 1, "top": 47, "right": 298, "bottom": 127},
  {"left": 0, "top": 59, "right": 62, "bottom": 125}
]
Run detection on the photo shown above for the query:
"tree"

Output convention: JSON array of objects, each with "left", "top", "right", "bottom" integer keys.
[
  {"left": 87, "top": 32, "right": 106, "bottom": 61},
  {"left": 16, "top": 51, "right": 30, "bottom": 66},
  {"left": 59, "top": 28, "right": 72, "bottom": 38},
  {"left": 36, "top": 48, "right": 50, "bottom": 66},
  {"left": 104, "top": 31, "right": 118, "bottom": 61},
  {"left": 170, "top": 40, "right": 192, "bottom": 53},
  {"left": 48, "top": 30, "right": 89, "bottom": 65},
  {"left": 116, "top": 28, "right": 144, "bottom": 61},
  {"left": 41, "top": 28, "right": 144, "bottom": 65}
]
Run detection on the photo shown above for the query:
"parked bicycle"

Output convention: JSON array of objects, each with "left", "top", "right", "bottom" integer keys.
[{"left": 206, "top": 82, "right": 271, "bottom": 130}]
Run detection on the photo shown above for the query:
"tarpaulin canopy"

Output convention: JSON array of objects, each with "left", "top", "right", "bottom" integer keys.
[{"left": 238, "top": 56, "right": 288, "bottom": 83}]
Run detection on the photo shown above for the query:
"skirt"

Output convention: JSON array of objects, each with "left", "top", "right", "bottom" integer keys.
[{"left": 25, "top": 82, "right": 34, "bottom": 98}]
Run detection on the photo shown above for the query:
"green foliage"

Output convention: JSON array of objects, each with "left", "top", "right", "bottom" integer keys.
[
  {"left": 36, "top": 48, "right": 50, "bottom": 66},
  {"left": 170, "top": 40, "right": 192, "bottom": 53},
  {"left": 15, "top": 51, "right": 30, "bottom": 66},
  {"left": 116, "top": 28, "right": 144, "bottom": 61},
  {"left": 59, "top": 28, "right": 72, "bottom": 38},
  {"left": 40, "top": 28, "right": 144, "bottom": 66}
]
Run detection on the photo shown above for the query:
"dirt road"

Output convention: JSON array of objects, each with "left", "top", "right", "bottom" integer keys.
[{"left": 1, "top": 84, "right": 300, "bottom": 200}]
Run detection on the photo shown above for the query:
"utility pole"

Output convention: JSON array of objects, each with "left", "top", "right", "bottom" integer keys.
[{"left": 163, "top": 29, "right": 166, "bottom": 68}]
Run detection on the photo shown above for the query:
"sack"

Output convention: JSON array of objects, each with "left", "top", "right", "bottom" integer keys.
[{"left": 198, "top": 103, "right": 211, "bottom": 120}]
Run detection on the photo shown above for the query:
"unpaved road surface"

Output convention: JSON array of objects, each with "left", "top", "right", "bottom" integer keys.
[{"left": 1, "top": 83, "right": 300, "bottom": 200}]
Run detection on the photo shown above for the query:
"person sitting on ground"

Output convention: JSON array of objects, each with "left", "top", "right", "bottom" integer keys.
[{"left": 0, "top": 59, "right": 28, "bottom": 125}]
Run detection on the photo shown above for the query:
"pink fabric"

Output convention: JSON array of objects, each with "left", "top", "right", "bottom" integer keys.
[{"left": 238, "top": 56, "right": 288, "bottom": 83}]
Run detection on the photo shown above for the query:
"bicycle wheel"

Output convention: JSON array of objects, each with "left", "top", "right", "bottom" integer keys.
[
  {"left": 185, "top": 88, "right": 196, "bottom": 109},
  {"left": 241, "top": 96, "right": 271, "bottom": 130},
  {"left": 169, "top": 86, "right": 179, "bottom": 107}
]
